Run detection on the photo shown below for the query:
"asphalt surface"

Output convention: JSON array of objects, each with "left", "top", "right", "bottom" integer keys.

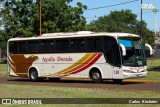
[{"left": 0, "top": 77, "right": 160, "bottom": 92}]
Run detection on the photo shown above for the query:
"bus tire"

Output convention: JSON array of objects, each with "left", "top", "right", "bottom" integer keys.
[
  {"left": 90, "top": 70, "right": 102, "bottom": 83},
  {"left": 113, "top": 79, "right": 122, "bottom": 84},
  {"left": 29, "top": 68, "right": 39, "bottom": 82}
]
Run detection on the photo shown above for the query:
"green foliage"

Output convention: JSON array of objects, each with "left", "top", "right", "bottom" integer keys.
[
  {"left": 87, "top": 10, "right": 154, "bottom": 44},
  {"left": 0, "top": 41, "right": 7, "bottom": 50},
  {"left": 0, "top": 0, "right": 87, "bottom": 38},
  {"left": 42, "top": 0, "right": 87, "bottom": 33},
  {"left": 0, "top": 30, "right": 9, "bottom": 40},
  {"left": 0, "top": 1, "right": 154, "bottom": 44}
]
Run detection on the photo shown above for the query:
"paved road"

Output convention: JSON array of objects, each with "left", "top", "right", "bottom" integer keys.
[{"left": 0, "top": 77, "right": 160, "bottom": 92}]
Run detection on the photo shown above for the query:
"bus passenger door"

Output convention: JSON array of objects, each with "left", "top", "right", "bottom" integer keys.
[{"left": 111, "top": 44, "right": 122, "bottom": 79}]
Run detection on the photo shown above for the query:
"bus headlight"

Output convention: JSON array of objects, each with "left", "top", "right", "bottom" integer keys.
[
  {"left": 123, "top": 70, "right": 146, "bottom": 73},
  {"left": 123, "top": 70, "right": 131, "bottom": 73}
]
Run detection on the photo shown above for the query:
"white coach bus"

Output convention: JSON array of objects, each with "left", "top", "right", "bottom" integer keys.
[{"left": 7, "top": 31, "right": 153, "bottom": 83}]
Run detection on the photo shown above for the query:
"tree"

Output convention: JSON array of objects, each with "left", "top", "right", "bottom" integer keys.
[
  {"left": 0, "top": 0, "right": 87, "bottom": 38},
  {"left": 42, "top": 0, "right": 87, "bottom": 33},
  {"left": 0, "top": 30, "right": 9, "bottom": 40},
  {"left": 87, "top": 10, "right": 154, "bottom": 44}
]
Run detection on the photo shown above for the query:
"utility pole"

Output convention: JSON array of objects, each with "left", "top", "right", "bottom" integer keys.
[
  {"left": 153, "top": 9, "right": 158, "bottom": 37},
  {"left": 140, "top": 0, "right": 143, "bottom": 38},
  {"left": 40, "top": 0, "right": 42, "bottom": 36}
]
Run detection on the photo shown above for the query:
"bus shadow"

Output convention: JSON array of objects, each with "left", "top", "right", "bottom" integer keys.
[
  {"left": 7, "top": 78, "right": 145, "bottom": 85},
  {"left": 54, "top": 80, "right": 145, "bottom": 85},
  {"left": 118, "top": 81, "right": 145, "bottom": 85},
  {"left": 103, "top": 80, "right": 145, "bottom": 85},
  {"left": 7, "top": 78, "right": 93, "bottom": 84},
  {"left": 7, "top": 78, "right": 31, "bottom": 82},
  {"left": 148, "top": 66, "right": 160, "bottom": 72}
]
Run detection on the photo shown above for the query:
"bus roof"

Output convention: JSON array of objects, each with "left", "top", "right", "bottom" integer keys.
[{"left": 8, "top": 31, "right": 140, "bottom": 41}]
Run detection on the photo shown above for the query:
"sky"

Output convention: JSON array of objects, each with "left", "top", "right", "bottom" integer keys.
[{"left": 70, "top": 0, "right": 160, "bottom": 32}]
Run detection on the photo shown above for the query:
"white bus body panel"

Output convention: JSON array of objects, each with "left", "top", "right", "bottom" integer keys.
[
  {"left": 8, "top": 53, "right": 114, "bottom": 79},
  {"left": 8, "top": 53, "right": 147, "bottom": 80}
]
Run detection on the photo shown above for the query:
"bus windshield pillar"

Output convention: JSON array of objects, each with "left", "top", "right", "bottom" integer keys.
[
  {"left": 119, "top": 43, "right": 126, "bottom": 56},
  {"left": 145, "top": 43, "right": 153, "bottom": 55}
]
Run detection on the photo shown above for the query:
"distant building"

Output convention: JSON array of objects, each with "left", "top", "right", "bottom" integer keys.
[
  {"left": 154, "top": 33, "right": 160, "bottom": 58},
  {"left": 155, "top": 32, "right": 160, "bottom": 44},
  {"left": 155, "top": 32, "right": 160, "bottom": 48},
  {"left": 155, "top": 37, "right": 160, "bottom": 46}
]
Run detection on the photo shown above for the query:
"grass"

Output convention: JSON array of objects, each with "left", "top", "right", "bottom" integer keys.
[
  {"left": 0, "top": 59, "right": 159, "bottom": 107},
  {"left": 0, "top": 64, "right": 7, "bottom": 77},
  {"left": 147, "top": 58, "right": 160, "bottom": 67},
  {"left": 147, "top": 58, "right": 160, "bottom": 73},
  {"left": 0, "top": 84, "right": 160, "bottom": 107},
  {"left": 1, "top": 84, "right": 160, "bottom": 98},
  {"left": 144, "top": 58, "right": 160, "bottom": 81}
]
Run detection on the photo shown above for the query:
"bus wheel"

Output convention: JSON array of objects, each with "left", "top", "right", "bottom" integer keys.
[
  {"left": 113, "top": 79, "right": 122, "bottom": 84},
  {"left": 29, "top": 68, "right": 39, "bottom": 82},
  {"left": 91, "top": 71, "right": 102, "bottom": 83}
]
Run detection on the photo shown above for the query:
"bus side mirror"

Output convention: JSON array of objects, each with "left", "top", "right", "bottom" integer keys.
[
  {"left": 145, "top": 43, "right": 153, "bottom": 55},
  {"left": 119, "top": 43, "right": 126, "bottom": 56}
]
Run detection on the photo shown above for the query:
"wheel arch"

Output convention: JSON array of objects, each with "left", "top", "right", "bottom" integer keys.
[
  {"left": 28, "top": 66, "right": 40, "bottom": 77},
  {"left": 89, "top": 66, "right": 103, "bottom": 79}
]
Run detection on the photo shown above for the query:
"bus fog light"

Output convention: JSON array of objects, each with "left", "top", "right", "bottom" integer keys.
[{"left": 123, "top": 75, "right": 128, "bottom": 77}]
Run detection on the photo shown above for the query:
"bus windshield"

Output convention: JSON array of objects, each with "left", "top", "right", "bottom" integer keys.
[{"left": 118, "top": 37, "right": 146, "bottom": 67}]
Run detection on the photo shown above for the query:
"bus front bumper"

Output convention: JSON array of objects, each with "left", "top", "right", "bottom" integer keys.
[{"left": 122, "top": 72, "right": 147, "bottom": 79}]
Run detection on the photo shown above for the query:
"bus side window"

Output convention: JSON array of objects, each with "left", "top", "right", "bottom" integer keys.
[
  {"left": 55, "top": 40, "right": 63, "bottom": 52},
  {"left": 70, "top": 39, "right": 78, "bottom": 52},
  {"left": 48, "top": 40, "right": 55, "bottom": 52},
  {"left": 62, "top": 39, "right": 69, "bottom": 52},
  {"left": 18, "top": 41, "right": 27, "bottom": 54},
  {"left": 55, "top": 39, "right": 69, "bottom": 52},
  {"left": 28, "top": 41, "right": 40, "bottom": 54},
  {"left": 86, "top": 38, "right": 94, "bottom": 51},
  {"left": 78, "top": 38, "right": 85, "bottom": 51},
  {"left": 86, "top": 37, "right": 102, "bottom": 52},
  {"left": 9, "top": 42, "right": 18, "bottom": 54},
  {"left": 95, "top": 37, "right": 102, "bottom": 51},
  {"left": 70, "top": 38, "right": 85, "bottom": 52},
  {"left": 41, "top": 40, "right": 49, "bottom": 53}
]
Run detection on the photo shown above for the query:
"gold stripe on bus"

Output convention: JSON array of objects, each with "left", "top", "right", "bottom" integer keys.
[
  {"left": 9, "top": 63, "right": 16, "bottom": 73},
  {"left": 56, "top": 53, "right": 98, "bottom": 77},
  {"left": 52, "top": 53, "right": 93, "bottom": 76},
  {"left": 9, "top": 58, "right": 17, "bottom": 73}
]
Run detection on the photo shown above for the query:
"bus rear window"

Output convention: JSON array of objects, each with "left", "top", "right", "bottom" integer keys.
[{"left": 9, "top": 42, "right": 18, "bottom": 54}]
